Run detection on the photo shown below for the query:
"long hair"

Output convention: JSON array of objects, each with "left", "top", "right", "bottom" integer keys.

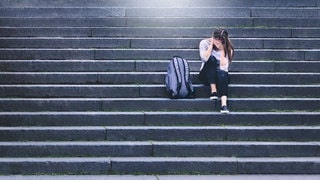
[{"left": 212, "top": 28, "right": 234, "bottom": 63}]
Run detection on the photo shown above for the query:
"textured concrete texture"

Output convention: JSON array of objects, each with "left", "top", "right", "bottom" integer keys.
[
  {"left": 0, "top": 0, "right": 319, "bottom": 175},
  {"left": 1, "top": 175, "right": 320, "bottom": 180}
]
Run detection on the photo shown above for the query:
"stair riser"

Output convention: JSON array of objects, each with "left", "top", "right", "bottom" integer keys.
[
  {"left": 0, "top": 61, "right": 137, "bottom": 72},
  {"left": 1, "top": 144, "right": 318, "bottom": 157},
  {"left": 1, "top": 86, "right": 319, "bottom": 98},
  {"left": 1, "top": 73, "right": 319, "bottom": 84},
  {"left": 112, "top": 160, "right": 320, "bottom": 174},
  {"left": 1, "top": 17, "right": 320, "bottom": 27},
  {"left": 2, "top": 61, "right": 320, "bottom": 73},
  {"left": 143, "top": 113, "right": 320, "bottom": 126},
  {"left": 0, "top": 129, "right": 106, "bottom": 141},
  {"left": 0, "top": 49, "right": 318, "bottom": 60},
  {"left": 95, "top": 49, "right": 319, "bottom": 61},
  {"left": 0, "top": 159, "right": 110, "bottom": 175},
  {"left": 0, "top": 8, "right": 126, "bottom": 18},
  {"left": 1, "top": 113, "right": 319, "bottom": 127},
  {"left": 1, "top": 128, "right": 319, "bottom": 141},
  {"left": 153, "top": 144, "right": 320, "bottom": 157},
  {"left": 0, "top": 99, "right": 319, "bottom": 112},
  {"left": 2, "top": 38, "right": 320, "bottom": 49},
  {"left": 106, "top": 129, "right": 320, "bottom": 142},
  {"left": 1, "top": 28, "right": 319, "bottom": 38},
  {"left": 0, "top": 113, "right": 146, "bottom": 127},
  {"left": 2, "top": 8, "right": 319, "bottom": 18},
  {"left": 1, "top": 0, "right": 318, "bottom": 8},
  {"left": 0, "top": 8, "right": 249, "bottom": 18},
  {"left": 0, "top": 145, "right": 152, "bottom": 157},
  {"left": 0, "top": 158, "right": 319, "bottom": 175}
]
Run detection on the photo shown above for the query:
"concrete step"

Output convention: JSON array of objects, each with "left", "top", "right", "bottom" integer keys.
[
  {"left": 2, "top": 175, "right": 320, "bottom": 180},
  {"left": 1, "top": 17, "right": 320, "bottom": 28},
  {"left": 0, "top": 126, "right": 319, "bottom": 141},
  {"left": 0, "top": 72, "right": 319, "bottom": 85},
  {"left": 93, "top": 49, "right": 320, "bottom": 61},
  {"left": 0, "top": 8, "right": 126, "bottom": 18},
  {"left": 126, "top": 8, "right": 320, "bottom": 18},
  {"left": 1, "top": 7, "right": 319, "bottom": 18},
  {"left": 1, "top": 60, "right": 319, "bottom": 73},
  {"left": 1, "top": 0, "right": 319, "bottom": 176},
  {"left": 0, "top": 98, "right": 319, "bottom": 112},
  {"left": 2, "top": 0, "right": 318, "bottom": 8},
  {"left": 0, "top": 37, "right": 133, "bottom": 49},
  {"left": 0, "top": 157, "right": 319, "bottom": 174},
  {"left": 0, "top": 84, "right": 319, "bottom": 98},
  {"left": 0, "top": 157, "right": 110, "bottom": 175},
  {"left": 1, "top": 141, "right": 319, "bottom": 157},
  {"left": 1, "top": 112, "right": 319, "bottom": 127},
  {"left": 1, "top": 48, "right": 318, "bottom": 60},
  {"left": 1, "top": 27, "right": 319, "bottom": 38},
  {"left": 90, "top": 27, "right": 320, "bottom": 38},
  {"left": 1, "top": 37, "right": 319, "bottom": 49},
  {"left": 101, "top": 126, "right": 320, "bottom": 142},
  {"left": 251, "top": 8, "right": 320, "bottom": 17},
  {"left": 0, "top": 60, "right": 137, "bottom": 72}
]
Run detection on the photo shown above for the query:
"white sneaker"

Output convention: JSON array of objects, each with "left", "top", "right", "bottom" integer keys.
[{"left": 220, "top": 106, "right": 230, "bottom": 114}]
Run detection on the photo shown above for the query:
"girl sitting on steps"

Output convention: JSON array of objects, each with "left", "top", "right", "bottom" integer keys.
[{"left": 199, "top": 28, "right": 234, "bottom": 114}]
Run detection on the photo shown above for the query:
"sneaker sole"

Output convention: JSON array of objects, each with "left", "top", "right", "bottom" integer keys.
[
  {"left": 210, "top": 96, "right": 218, "bottom": 100},
  {"left": 220, "top": 110, "right": 230, "bottom": 114}
]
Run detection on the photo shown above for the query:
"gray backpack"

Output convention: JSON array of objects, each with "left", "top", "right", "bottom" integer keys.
[{"left": 165, "top": 56, "right": 194, "bottom": 98}]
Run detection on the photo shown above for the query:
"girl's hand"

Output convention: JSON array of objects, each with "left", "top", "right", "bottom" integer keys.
[{"left": 209, "top": 37, "right": 214, "bottom": 45}]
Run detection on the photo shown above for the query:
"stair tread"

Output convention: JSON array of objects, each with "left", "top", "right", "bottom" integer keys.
[
  {"left": 1, "top": 126, "right": 319, "bottom": 130},
  {"left": 1, "top": 0, "right": 318, "bottom": 8},
  {"left": 0, "top": 27, "right": 319, "bottom": 38},
  {"left": 1, "top": 72, "right": 319, "bottom": 74},
  {"left": 1, "top": 157, "right": 319, "bottom": 161},
  {"left": 1, "top": 84, "right": 319, "bottom": 87},
  {"left": 1, "top": 111, "right": 319, "bottom": 115},
  {"left": 0, "top": 97, "right": 319, "bottom": 100},
  {"left": 0, "top": 141, "right": 318, "bottom": 145}
]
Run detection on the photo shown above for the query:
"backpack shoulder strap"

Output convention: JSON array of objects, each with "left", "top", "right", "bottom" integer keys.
[
  {"left": 173, "top": 56, "right": 182, "bottom": 85},
  {"left": 181, "top": 58, "right": 190, "bottom": 83},
  {"left": 181, "top": 58, "right": 193, "bottom": 95}
]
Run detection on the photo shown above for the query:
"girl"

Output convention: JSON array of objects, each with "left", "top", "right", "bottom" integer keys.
[{"left": 199, "top": 29, "right": 234, "bottom": 114}]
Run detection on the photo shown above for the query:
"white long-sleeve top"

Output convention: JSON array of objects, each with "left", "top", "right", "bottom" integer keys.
[{"left": 199, "top": 38, "right": 229, "bottom": 72}]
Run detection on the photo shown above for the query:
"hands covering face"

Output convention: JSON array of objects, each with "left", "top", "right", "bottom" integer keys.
[{"left": 211, "top": 37, "right": 223, "bottom": 50}]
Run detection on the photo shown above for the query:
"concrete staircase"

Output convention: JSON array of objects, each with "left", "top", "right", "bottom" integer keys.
[{"left": 0, "top": 0, "right": 320, "bottom": 175}]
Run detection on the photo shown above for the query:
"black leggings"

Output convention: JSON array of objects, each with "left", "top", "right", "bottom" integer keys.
[{"left": 199, "top": 56, "right": 229, "bottom": 97}]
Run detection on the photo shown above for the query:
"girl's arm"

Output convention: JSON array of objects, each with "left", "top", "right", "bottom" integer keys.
[{"left": 199, "top": 38, "right": 214, "bottom": 62}]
